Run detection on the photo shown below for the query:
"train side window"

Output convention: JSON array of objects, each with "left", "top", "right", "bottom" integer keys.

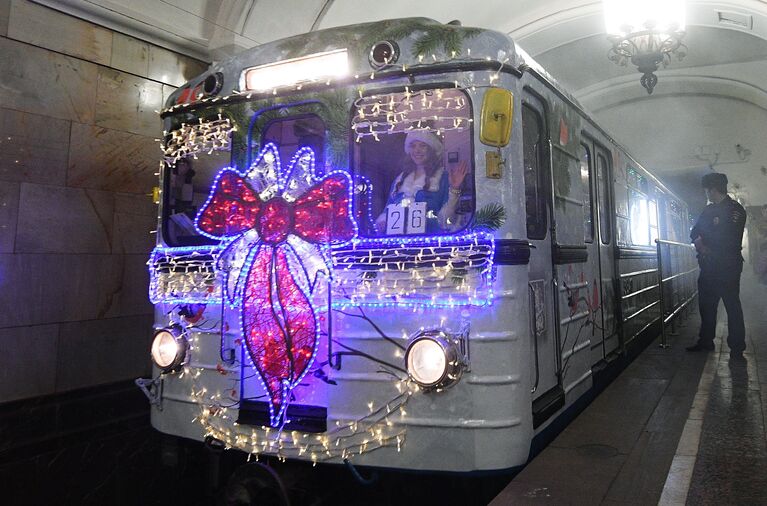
[
  {"left": 649, "top": 199, "right": 659, "bottom": 244},
  {"left": 629, "top": 189, "right": 650, "bottom": 245},
  {"left": 522, "top": 104, "right": 548, "bottom": 240},
  {"left": 596, "top": 152, "right": 612, "bottom": 244},
  {"left": 667, "top": 199, "right": 683, "bottom": 242},
  {"left": 580, "top": 143, "right": 594, "bottom": 243}
]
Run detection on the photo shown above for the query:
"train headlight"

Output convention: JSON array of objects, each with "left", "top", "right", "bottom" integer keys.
[
  {"left": 405, "top": 330, "right": 463, "bottom": 390},
  {"left": 151, "top": 326, "right": 187, "bottom": 372},
  {"left": 242, "top": 49, "right": 348, "bottom": 91}
]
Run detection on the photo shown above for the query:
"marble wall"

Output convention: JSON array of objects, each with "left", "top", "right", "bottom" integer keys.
[{"left": 0, "top": 0, "right": 207, "bottom": 403}]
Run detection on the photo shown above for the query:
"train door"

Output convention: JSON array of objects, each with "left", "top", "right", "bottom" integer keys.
[
  {"left": 522, "top": 93, "right": 563, "bottom": 424},
  {"left": 579, "top": 140, "right": 605, "bottom": 365},
  {"left": 594, "top": 144, "right": 619, "bottom": 355}
]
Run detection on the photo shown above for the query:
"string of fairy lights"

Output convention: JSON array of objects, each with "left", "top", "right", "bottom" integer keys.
[
  {"left": 149, "top": 247, "right": 221, "bottom": 304},
  {"left": 165, "top": 316, "right": 415, "bottom": 462},
  {"left": 352, "top": 89, "right": 473, "bottom": 141},
  {"left": 332, "top": 235, "right": 495, "bottom": 307},
  {"left": 162, "top": 116, "right": 235, "bottom": 164},
  {"left": 150, "top": 236, "right": 495, "bottom": 308}
]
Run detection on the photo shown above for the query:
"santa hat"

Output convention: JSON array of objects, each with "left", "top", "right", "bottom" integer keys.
[{"left": 404, "top": 130, "right": 443, "bottom": 155}]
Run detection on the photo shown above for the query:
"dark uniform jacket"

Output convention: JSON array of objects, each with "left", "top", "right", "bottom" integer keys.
[{"left": 690, "top": 196, "right": 746, "bottom": 274}]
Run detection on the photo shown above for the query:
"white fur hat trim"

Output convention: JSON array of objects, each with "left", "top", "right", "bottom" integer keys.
[{"left": 404, "top": 130, "right": 443, "bottom": 155}]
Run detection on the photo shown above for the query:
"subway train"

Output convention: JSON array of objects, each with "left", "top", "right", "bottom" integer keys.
[{"left": 140, "top": 16, "right": 695, "bottom": 499}]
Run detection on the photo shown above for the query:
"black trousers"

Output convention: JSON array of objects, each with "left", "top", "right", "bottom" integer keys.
[{"left": 697, "top": 268, "right": 746, "bottom": 352}]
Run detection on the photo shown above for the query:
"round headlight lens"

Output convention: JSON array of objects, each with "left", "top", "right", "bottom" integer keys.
[
  {"left": 407, "top": 339, "right": 447, "bottom": 386},
  {"left": 405, "top": 330, "right": 463, "bottom": 389},
  {"left": 151, "top": 328, "right": 187, "bottom": 371}
]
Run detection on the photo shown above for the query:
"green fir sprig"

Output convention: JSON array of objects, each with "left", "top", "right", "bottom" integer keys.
[{"left": 471, "top": 203, "right": 506, "bottom": 232}]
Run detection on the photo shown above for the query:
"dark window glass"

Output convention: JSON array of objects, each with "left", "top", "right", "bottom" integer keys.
[
  {"left": 163, "top": 137, "right": 232, "bottom": 247},
  {"left": 162, "top": 114, "right": 326, "bottom": 247},
  {"left": 597, "top": 152, "right": 612, "bottom": 244},
  {"left": 522, "top": 104, "right": 548, "bottom": 240},
  {"left": 262, "top": 114, "right": 326, "bottom": 170},
  {"left": 580, "top": 143, "right": 594, "bottom": 243}
]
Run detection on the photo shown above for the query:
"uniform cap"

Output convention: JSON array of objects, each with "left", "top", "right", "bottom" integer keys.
[{"left": 701, "top": 172, "right": 728, "bottom": 189}]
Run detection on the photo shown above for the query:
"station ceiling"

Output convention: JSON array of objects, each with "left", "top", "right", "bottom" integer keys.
[{"left": 38, "top": 0, "right": 767, "bottom": 212}]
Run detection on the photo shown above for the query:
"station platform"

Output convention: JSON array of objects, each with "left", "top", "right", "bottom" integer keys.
[{"left": 491, "top": 279, "right": 767, "bottom": 506}]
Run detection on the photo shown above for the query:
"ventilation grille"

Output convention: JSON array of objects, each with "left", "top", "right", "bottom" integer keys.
[{"left": 717, "top": 11, "right": 753, "bottom": 29}]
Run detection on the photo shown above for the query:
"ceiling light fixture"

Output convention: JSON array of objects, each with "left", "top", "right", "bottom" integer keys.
[{"left": 603, "top": 0, "right": 687, "bottom": 94}]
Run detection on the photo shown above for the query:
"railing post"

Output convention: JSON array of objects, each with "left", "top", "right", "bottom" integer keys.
[{"left": 656, "top": 239, "right": 670, "bottom": 348}]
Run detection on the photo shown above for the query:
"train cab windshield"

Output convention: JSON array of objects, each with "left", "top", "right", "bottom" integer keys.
[
  {"left": 163, "top": 130, "right": 232, "bottom": 247},
  {"left": 353, "top": 87, "right": 475, "bottom": 237},
  {"left": 162, "top": 86, "right": 476, "bottom": 246}
]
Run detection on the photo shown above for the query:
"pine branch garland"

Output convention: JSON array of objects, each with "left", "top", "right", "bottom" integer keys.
[
  {"left": 324, "top": 91, "right": 352, "bottom": 169},
  {"left": 472, "top": 203, "right": 506, "bottom": 232},
  {"left": 413, "top": 28, "right": 444, "bottom": 58}
]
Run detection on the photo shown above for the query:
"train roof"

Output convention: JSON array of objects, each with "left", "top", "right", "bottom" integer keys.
[
  {"left": 512, "top": 44, "right": 584, "bottom": 110},
  {"left": 165, "top": 17, "right": 521, "bottom": 109}
]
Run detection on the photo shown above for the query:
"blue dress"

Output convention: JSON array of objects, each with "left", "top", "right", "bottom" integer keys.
[{"left": 385, "top": 170, "right": 449, "bottom": 234}]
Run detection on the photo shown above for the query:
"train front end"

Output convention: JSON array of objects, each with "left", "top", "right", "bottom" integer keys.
[{"left": 145, "top": 18, "right": 533, "bottom": 473}]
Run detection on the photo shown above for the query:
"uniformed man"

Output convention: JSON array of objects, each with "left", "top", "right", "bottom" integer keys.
[{"left": 686, "top": 172, "right": 747, "bottom": 358}]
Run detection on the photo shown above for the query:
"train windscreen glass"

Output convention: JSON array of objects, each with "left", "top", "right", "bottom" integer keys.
[
  {"left": 352, "top": 88, "right": 474, "bottom": 237},
  {"left": 261, "top": 114, "right": 326, "bottom": 173},
  {"left": 162, "top": 117, "right": 234, "bottom": 246},
  {"left": 162, "top": 115, "right": 328, "bottom": 247}
]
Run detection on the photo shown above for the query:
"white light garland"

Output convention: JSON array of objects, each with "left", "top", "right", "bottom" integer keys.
[
  {"left": 167, "top": 322, "right": 414, "bottom": 462},
  {"left": 332, "top": 240, "right": 494, "bottom": 306},
  {"left": 163, "top": 116, "right": 235, "bottom": 164},
  {"left": 352, "top": 88, "right": 472, "bottom": 142},
  {"left": 150, "top": 237, "right": 495, "bottom": 307},
  {"left": 149, "top": 248, "right": 221, "bottom": 304}
]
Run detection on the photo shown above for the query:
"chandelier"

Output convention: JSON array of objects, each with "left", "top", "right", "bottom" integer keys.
[{"left": 603, "top": 0, "right": 687, "bottom": 94}]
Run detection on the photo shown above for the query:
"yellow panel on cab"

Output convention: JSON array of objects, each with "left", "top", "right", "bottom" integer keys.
[{"left": 480, "top": 88, "right": 513, "bottom": 147}]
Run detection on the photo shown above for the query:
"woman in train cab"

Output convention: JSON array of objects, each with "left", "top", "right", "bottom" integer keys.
[{"left": 374, "top": 130, "right": 468, "bottom": 234}]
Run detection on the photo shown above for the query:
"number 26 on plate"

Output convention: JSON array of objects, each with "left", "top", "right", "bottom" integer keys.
[{"left": 386, "top": 202, "right": 427, "bottom": 235}]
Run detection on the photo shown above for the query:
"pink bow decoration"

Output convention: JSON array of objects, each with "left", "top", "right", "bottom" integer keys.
[{"left": 195, "top": 144, "right": 356, "bottom": 426}]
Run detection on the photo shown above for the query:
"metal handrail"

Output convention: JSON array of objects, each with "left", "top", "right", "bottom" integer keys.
[
  {"left": 624, "top": 300, "right": 660, "bottom": 322},
  {"left": 620, "top": 283, "right": 660, "bottom": 301},
  {"left": 655, "top": 239, "right": 696, "bottom": 248},
  {"left": 620, "top": 268, "right": 659, "bottom": 279},
  {"left": 655, "top": 238, "right": 699, "bottom": 348},
  {"left": 529, "top": 283, "right": 540, "bottom": 394},
  {"left": 661, "top": 268, "right": 698, "bottom": 284},
  {"left": 663, "top": 291, "right": 698, "bottom": 325}
]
